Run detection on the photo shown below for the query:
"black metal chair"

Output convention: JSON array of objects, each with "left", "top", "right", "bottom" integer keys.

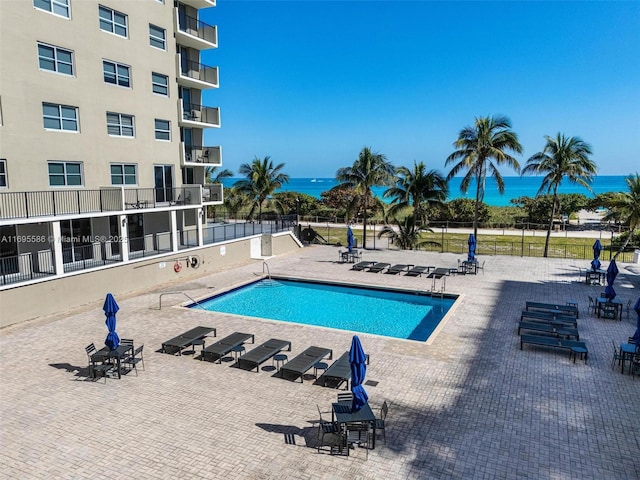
[
  {"left": 316, "top": 405, "right": 341, "bottom": 452},
  {"left": 337, "top": 392, "right": 353, "bottom": 403},
  {"left": 85, "top": 343, "right": 110, "bottom": 383},
  {"left": 345, "top": 423, "right": 372, "bottom": 459},
  {"left": 611, "top": 340, "right": 623, "bottom": 370},
  {"left": 375, "top": 400, "right": 389, "bottom": 444}
]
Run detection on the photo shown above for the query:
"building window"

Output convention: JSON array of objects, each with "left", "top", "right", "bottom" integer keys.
[
  {"left": 34, "top": 0, "right": 69, "bottom": 18},
  {"left": 154, "top": 119, "right": 170, "bottom": 141},
  {"left": 151, "top": 72, "right": 168, "bottom": 96},
  {"left": 37, "top": 43, "right": 74, "bottom": 75},
  {"left": 149, "top": 24, "right": 166, "bottom": 50},
  {"left": 106, "top": 112, "right": 134, "bottom": 137},
  {"left": 0, "top": 159, "right": 7, "bottom": 188},
  {"left": 99, "top": 5, "right": 128, "bottom": 37},
  {"left": 42, "top": 103, "right": 78, "bottom": 131},
  {"left": 110, "top": 164, "right": 137, "bottom": 185},
  {"left": 103, "top": 60, "right": 130, "bottom": 87},
  {"left": 48, "top": 161, "right": 82, "bottom": 186}
]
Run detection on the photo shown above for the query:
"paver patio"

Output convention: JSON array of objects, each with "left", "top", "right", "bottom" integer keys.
[{"left": 1, "top": 245, "right": 639, "bottom": 479}]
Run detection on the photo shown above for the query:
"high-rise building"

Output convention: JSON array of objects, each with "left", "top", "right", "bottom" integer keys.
[{"left": 0, "top": 0, "right": 222, "bottom": 290}]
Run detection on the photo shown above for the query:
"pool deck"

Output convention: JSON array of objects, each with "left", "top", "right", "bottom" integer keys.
[{"left": 1, "top": 246, "right": 639, "bottom": 479}]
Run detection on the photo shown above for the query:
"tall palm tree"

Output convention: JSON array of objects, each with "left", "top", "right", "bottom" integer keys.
[
  {"left": 446, "top": 115, "right": 522, "bottom": 239},
  {"left": 336, "top": 147, "right": 395, "bottom": 249},
  {"left": 602, "top": 173, "right": 640, "bottom": 259},
  {"left": 205, "top": 165, "right": 233, "bottom": 184},
  {"left": 235, "top": 156, "right": 289, "bottom": 222},
  {"left": 522, "top": 133, "right": 596, "bottom": 257},
  {"left": 384, "top": 161, "right": 448, "bottom": 226}
]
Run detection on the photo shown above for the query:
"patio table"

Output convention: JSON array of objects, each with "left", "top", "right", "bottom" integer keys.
[
  {"left": 92, "top": 344, "right": 133, "bottom": 379},
  {"left": 596, "top": 297, "right": 623, "bottom": 320},
  {"left": 619, "top": 343, "right": 638, "bottom": 374},
  {"left": 332, "top": 401, "right": 377, "bottom": 449}
]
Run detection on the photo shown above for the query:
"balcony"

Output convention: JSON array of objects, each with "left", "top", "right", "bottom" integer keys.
[
  {"left": 0, "top": 186, "right": 215, "bottom": 220},
  {"left": 179, "top": 0, "right": 216, "bottom": 10},
  {"left": 179, "top": 101, "right": 220, "bottom": 128},
  {"left": 177, "top": 55, "right": 219, "bottom": 90},
  {"left": 175, "top": 10, "right": 217, "bottom": 50},
  {"left": 202, "top": 184, "right": 223, "bottom": 205},
  {"left": 181, "top": 144, "right": 222, "bottom": 167}
]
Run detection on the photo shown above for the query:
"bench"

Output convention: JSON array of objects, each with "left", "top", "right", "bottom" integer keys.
[
  {"left": 520, "top": 310, "right": 578, "bottom": 327},
  {"left": 517, "top": 321, "right": 579, "bottom": 340}
]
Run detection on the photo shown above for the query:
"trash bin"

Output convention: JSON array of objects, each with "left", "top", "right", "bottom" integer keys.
[{"left": 634, "top": 249, "right": 640, "bottom": 264}]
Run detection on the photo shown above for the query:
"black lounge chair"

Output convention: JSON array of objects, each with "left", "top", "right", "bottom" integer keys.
[
  {"left": 517, "top": 321, "right": 579, "bottom": 340},
  {"left": 236, "top": 338, "right": 291, "bottom": 372},
  {"left": 352, "top": 261, "right": 375, "bottom": 271},
  {"left": 385, "top": 264, "right": 412, "bottom": 275},
  {"left": 201, "top": 332, "right": 255, "bottom": 363},
  {"left": 520, "top": 334, "right": 588, "bottom": 361},
  {"left": 367, "top": 262, "right": 390, "bottom": 273},
  {"left": 319, "top": 351, "right": 370, "bottom": 389},
  {"left": 161, "top": 326, "right": 216, "bottom": 355},
  {"left": 520, "top": 310, "right": 577, "bottom": 327},
  {"left": 525, "top": 301, "right": 579, "bottom": 318},
  {"left": 280, "top": 346, "right": 333, "bottom": 383},
  {"left": 405, "top": 265, "right": 431, "bottom": 277}
]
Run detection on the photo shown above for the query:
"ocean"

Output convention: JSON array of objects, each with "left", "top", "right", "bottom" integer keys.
[{"left": 220, "top": 175, "right": 630, "bottom": 207}]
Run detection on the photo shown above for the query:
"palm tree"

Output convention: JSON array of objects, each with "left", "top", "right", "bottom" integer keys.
[
  {"left": 205, "top": 165, "right": 233, "bottom": 184},
  {"left": 602, "top": 173, "right": 640, "bottom": 259},
  {"left": 235, "top": 156, "right": 289, "bottom": 222},
  {"left": 522, "top": 133, "right": 596, "bottom": 257},
  {"left": 336, "top": 147, "right": 395, "bottom": 249},
  {"left": 205, "top": 166, "right": 233, "bottom": 221},
  {"left": 377, "top": 216, "right": 441, "bottom": 251},
  {"left": 384, "top": 161, "right": 448, "bottom": 226},
  {"left": 446, "top": 115, "right": 522, "bottom": 239}
]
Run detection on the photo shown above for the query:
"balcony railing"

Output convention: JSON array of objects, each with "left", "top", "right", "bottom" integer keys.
[
  {"left": 129, "top": 232, "right": 172, "bottom": 259},
  {"left": 177, "top": 56, "right": 219, "bottom": 89},
  {"left": 0, "top": 250, "right": 55, "bottom": 285},
  {"left": 0, "top": 188, "right": 122, "bottom": 220},
  {"left": 202, "top": 184, "right": 223, "bottom": 204},
  {"left": 62, "top": 241, "right": 122, "bottom": 273},
  {"left": 180, "top": 102, "right": 220, "bottom": 127},
  {"left": 176, "top": 11, "right": 217, "bottom": 49},
  {"left": 182, "top": 144, "right": 222, "bottom": 166}
]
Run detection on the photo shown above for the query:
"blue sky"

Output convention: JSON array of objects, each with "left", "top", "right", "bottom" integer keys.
[{"left": 201, "top": 1, "right": 640, "bottom": 178}]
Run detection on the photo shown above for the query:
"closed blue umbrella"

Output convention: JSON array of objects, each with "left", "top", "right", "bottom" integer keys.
[
  {"left": 591, "top": 240, "right": 602, "bottom": 271},
  {"left": 633, "top": 298, "right": 640, "bottom": 349},
  {"left": 349, "top": 335, "right": 368, "bottom": 412},
  {"left": 468, "top": 234, "right": 476, "bottom": 262},
  {"left": 347, "top": 226, "right": 355, "bottom": 253},
  {"left": 103, "top": 293, "right": 120, "bottom": 351},
  {"left": 604, "top": 259, "right": 618, "bottom": 301}
]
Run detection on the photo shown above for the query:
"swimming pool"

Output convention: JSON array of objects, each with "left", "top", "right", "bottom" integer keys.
[{"left": 191, "top": 278, "right": 457, "bottom": 342}]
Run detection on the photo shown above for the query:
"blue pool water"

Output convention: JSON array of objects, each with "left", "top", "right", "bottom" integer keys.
[{"left": 192, "top": 278, "right": 456, "bottom": 342}]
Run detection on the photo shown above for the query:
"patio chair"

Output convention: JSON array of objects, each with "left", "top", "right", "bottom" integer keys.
[
  {"left": 477, "top": 261, "right": 485, "bottom": 273},
  {"left": 161, "top": 326, "right": 216, "bottom": 355},
  {"left": 626, "top": 299, "right": 632, "bottom": 320},
  {"left": 85, "top": 343, "right": 110, "bottom": 383},
  {"left": 236, "top": 338, "right": 291, "bottom": 372},
  {"left": 601, "top": 303, "right": 617, "bottom": 320},
  {"left": 385, "top": 264, "right": 411, "bottom": 275},
  {"left": 405, "top": 265, "right": 430, "bottom": 277},
  {"left": 123, "top": 344, "right": 145, "bottom": 376},
  {"left": 337, "top": 392, "right": 353, "bottom": 403},
  {"left": 351, "top": 261, "right": 375, "bottom": 271},
  {"left": 611, "top": 340, "right": 622, "bottom": 370},
  {"left": 587, "top": 296, "right": 596, "bottom": 314},
  {"left": 344, "top": 423, "right": 371, "bottom": 459},
  {"left": 316, "top": 405, "right": 341, "bottom": 452},
  {"left": 375, "top": 400, "right": 389, "bottom": 444},
  {"left": 201, "top": 332, "right": 255, "bottom": 363},
  {"left": 280, "top": 346, "right": 332, "bottom": 383},
  {"left": 366, "top": 262, "right": 390, "bottom": 273}
]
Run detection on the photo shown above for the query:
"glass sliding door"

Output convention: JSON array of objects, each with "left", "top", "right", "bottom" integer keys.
[{"left": 154, "top": 165, "right": 174, "bottom": 203}]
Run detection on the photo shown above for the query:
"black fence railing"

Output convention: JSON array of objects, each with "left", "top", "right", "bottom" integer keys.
[
  {"left": 0, "top": 250, "right": 55, "bottom": 285},
  {"left": 128, "top": 232, "right": 172, "bottom": 259},
  {"left": 179, "top": 58, "right": 218, "bottom": 85},
  {"left": 62, "top": 241, "right": 122, "bottom": 273},
  {"left": 203, "top": 217, "right": 296, "bottom": 245},
  {"left": 177, "top": 12, "right": 217, "bottom": 44}
]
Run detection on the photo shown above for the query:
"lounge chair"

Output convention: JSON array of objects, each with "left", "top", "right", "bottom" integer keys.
[
  {"left": 405, "top": 265, "right": 431, "bottom": 277},
  {"left": 161, "top": 326, "right": 216, "bottom": 355},
  {"left": 385, "top": 264, "right": 412, "bottom": 275},
  {"left": 517, "top": 321, "right": 579, "bottom": 340},
  {"left": 366, "top": 262, "right": 390, "bottom": 273},
  {"left": 525, "top": 301, "right": 579, "bottom": 318},
  {"left": 352, "top": 261, "right": 375, "bottom": 271},
  {"left": 319, "top": 351, "right": 370, "bottom": 389},
  {"left": 201, "top": 332, "right": 255, "bottom": 363},
  {"left": 236, "top": 338, "right": 291, "bottom": 372},
  {"left": 519, "top": 310, "right": 578, "bottom": 327},
  {"left": 280, "top": 346, "right": 333, "bottom": 383},
  {"left": 520, "top": 334, "right": 588, "bottom": 361}
]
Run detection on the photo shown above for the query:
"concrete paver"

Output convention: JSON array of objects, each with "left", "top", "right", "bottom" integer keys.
[{"left": 1, "top": 245, "right": 639, "bottom": 479}]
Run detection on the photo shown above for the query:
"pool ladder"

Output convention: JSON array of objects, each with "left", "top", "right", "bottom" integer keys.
[
  {"left": 158, "top": 291, "right": 206, "bottom": 310},
  {"left": 262, "top": 261, "right": 271, "bottom": 279}
]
